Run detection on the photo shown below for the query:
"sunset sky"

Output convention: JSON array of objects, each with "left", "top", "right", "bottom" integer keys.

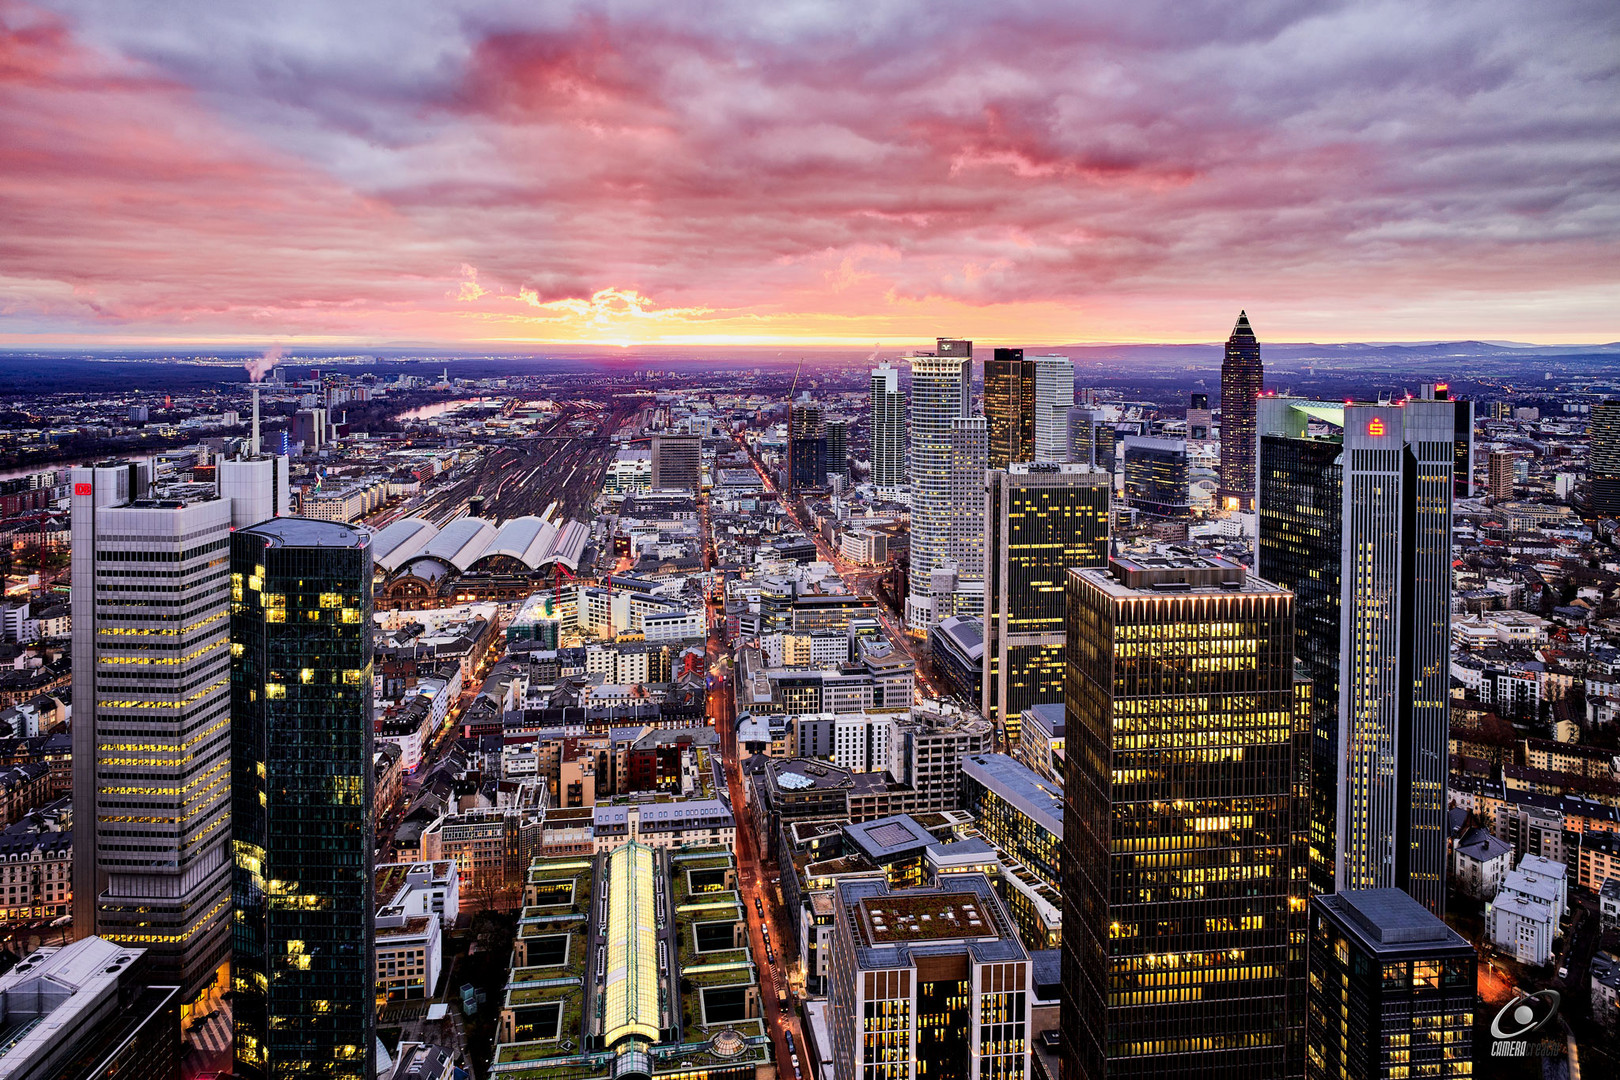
[{"left": 2, "top": 0, "right": 1617, "bottom": 348}]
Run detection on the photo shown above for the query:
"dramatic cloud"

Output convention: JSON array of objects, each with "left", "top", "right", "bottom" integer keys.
[{"left": 2, "top": 0, "right": 1617, "bottom": 345}]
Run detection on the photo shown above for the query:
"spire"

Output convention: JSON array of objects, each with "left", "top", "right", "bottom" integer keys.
[{"left": 1229, "top": 310, "right": 1256, "bottom": 343}]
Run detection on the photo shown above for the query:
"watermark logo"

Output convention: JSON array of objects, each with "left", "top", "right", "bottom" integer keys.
[{"left": 1490, "top": 991, "right": 1561, "bottom": 1057}]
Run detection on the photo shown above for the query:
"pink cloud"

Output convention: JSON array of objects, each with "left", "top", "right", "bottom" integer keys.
[{"left": 1, "top": 0, "right": 1616, "bottom": 344}]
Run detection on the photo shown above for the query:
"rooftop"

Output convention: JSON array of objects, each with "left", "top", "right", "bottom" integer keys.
[
  {"left": 239, "top": 516, "right": 370, "bottom": 548},
  {"left": 861, "top": 891, "right": 995, "bottom": 944},
  {"left": 962, "top": 754, "right": 1062, "bottom": 836},
  {"left": 1316, "top": 889, "right": 1472, "bottom": 956}
]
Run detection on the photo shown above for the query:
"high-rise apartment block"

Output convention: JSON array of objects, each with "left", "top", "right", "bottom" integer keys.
[
  {"left": 1062, "top": 554, "right": 1309, "bottom": 1080},
  {"left": 946, "top": 415, "right": 989, "bottom": 587},
  {"left": 1257, "top": 398, "right": 1453, "bottom": 914},
  {"left": 650, "top": 434, "right": 701, "bottom": 493},
  {"left": 826, "top": 418, "right": 849, "bottom": 485},
  {"left": 71, "top": 462, "right": 234, "bottom": 1004},
  {"left": 1306, "top": 890, "right": 1475, "bottom": 1080},
  {"left": 982, "top": 463, "right": 1109, "bottom": 734},
  {"left": 870, "top": 363, "right": 908, "bottom": 497},
  {"left": 1218, "top": 310, "right": 1263, "bottom": 509},
  {"left": 1488, "top": 449, "right": 1516, "bottom": 499},
  {"left": 231, "top": 519, "right": 376, "bottom": 1080},
  {"left": 1592, "top": 399, "right": 1620, "bottom": 518},
  {"left": 828, "top": 874, "right": 1030, "bottom": 1080},
  {"left": 906, "top": 341, "right": 972, "bottom": 632}
]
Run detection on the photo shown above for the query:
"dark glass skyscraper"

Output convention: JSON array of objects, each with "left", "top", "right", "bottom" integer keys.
[
  {"left": 1218, "top": 310, "right": 1262, "bottom": 509},
  {"left": 1257, "top": 399, "right": 1453, "bottom": 915},
  {"left": 825, "top": 418, "right": 849, "bottom": 484},
  {"left": 982, "top": 463, "right": 1109, "bottom": 735},
  {"left": 1591, "top": 399, "right": 1620, "bottom": 518},
  {"left": 231, "top": 519, "right": 375, "bottom": 1080},
  {"left": 789, "top": 403, "right": 827, "bottom": 492},
  {"left": 985, "top": 348, "right": 1030, "bottom": 470},
  {"left": 1307, "top": 890, "right": 1475, "bottom": 1080},
  {"left": 1062, "top": 555, "right": 1309, "bottom": 1080}
]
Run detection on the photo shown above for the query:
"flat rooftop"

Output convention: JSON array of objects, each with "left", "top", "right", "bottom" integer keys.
[
  {"left": 860, "top": 891, "right": 996, "bottom": 944},
  {"left": 240, "top": 516, "right": 370, "bottom": 548},
  {"left": 962, "top": 754, "right": 1062, "bottom": 836},
  {"left": 1317, "top": 889, "right": 1472, "bottom": 957}
]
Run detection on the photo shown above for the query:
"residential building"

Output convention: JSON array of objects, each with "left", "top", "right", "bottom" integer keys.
[
  {"left": 231, "top": 518, "right": 375, "bottom": 1080},
  {"left": 1451, "top": 827, "right": 1512, "bottom": 900},
  {"left": 906, "top": 340, "right": 972, "bottom": 632},
  {"left": 1257, "top": 397, "right": 1454, "bottom": 914},
  {"left": 1488, "top": 450, "right": 1516, "bottom": 499},
  {"left": 1306, "top": 890, "right": 1475, "bottom": 1080},
  {"left": 1062, "top": 554, "right": 1309, "bottom": 1080},
  {"left": 982, "top": 464, "right": 1109, "bottom": 735},
  {"left": 870, "top": 362, "right": 907, "bottom": 497},
  {"left": 1217, "top": 310, "right": 1262, "bottom": 509}
]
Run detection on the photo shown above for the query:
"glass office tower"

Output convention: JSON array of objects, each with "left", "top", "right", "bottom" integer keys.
[
  {"left": 231, "top": 519, "right": 375, "bottom": 1080},
  {"left": 1062, "top": 555, "right": 1308, "bottom": 1080},
  {"left": 982, "top": 463, "right": 1109, "bottom": 736},
  {"left": 985, "top": 348, "right": 1027, "bottom": 470},
  {"left": 1257, "top": 398, "right": 1453, "bottom": 916}
]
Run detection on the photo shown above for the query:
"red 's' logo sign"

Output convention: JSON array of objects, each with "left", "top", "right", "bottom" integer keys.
[{"left": 1368, "top": 418, "right": 1386, "bottom": 437}]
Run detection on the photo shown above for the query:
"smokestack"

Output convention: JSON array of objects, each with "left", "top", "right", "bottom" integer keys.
[{"left": 251, "top": 386, "right": 261, "bottom": 458}]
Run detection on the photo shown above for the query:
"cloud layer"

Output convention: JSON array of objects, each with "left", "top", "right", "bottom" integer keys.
[{"left": 3, "top": 0, "right": 1618, "bottom": 345}]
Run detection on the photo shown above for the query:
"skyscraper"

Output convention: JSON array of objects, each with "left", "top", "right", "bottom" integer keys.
[
  {"left": 869, "top": 362, "right": 907, "bottom": 498},
  {"left": 1307, "top": 890, "right": 1475, "bottom": 1080},
  {"left": 1590, "top": 399, "right": 1620, "bottom": 518},
  {"left": 1186, "top": 393, "right": 1212, "bottom": 440},
  {"left": 1218, "top": 310, "right": 1263, "bottom": 509},
  {"left": 1062, "top": 554, "right": 1309, "bottom": 1080},
  {"left": 946, "top": 416, "right": 989, "bottom": 591},
  {"left": 825, "top": 418, "right": 849, "bottom": 485},
  {"left": 984, "top": 352, "right": 1073, "bottom": 467},
  {"left": 982, "top": 463, "right": 1109, "bottom": 735},
  {"left": 1417, "top": 383, "right": 1476, "bottom": 498},
  {"left": 1488, "top": 450, "right": 1516, "bottom": 499},
  {"left": 1028, "top": 356, "right": 1075, "bottom": 463},
  {"left": 906, "top": 340, "right": 972, "bottom": 632},
  {"left": 71, "top": 462, "right": 233, "bottom": 1006},
  {"left": 1257, "top": 398, "right": 1453, "bottom": 914},
  {"left": 789, "top": 403, "right": 827, "bottom": 493},
  {"left": 1065, "top": 406, "right": 1103, "bottom": 469},
  {"left": 231, "top": 519, "right": 376, "bottom": 1080},
  {"left": 985, "top": 347, "right": 1027, "bottom": 469}
]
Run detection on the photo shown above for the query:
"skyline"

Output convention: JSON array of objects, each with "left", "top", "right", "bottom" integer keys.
[{"left": 3, "top": 1, "right": 1618, "bottom": 347}]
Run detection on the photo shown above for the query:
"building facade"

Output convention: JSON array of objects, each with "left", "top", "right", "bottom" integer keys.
[
  {"left": 1591, "top": 399, "right": 1620, "bottom": 518},
  {"left": 70, "top": 462, "right": 233, "bottom": 1006},
  {"left": 827, "top": 874, "right": 1030, "bottom": 1080},
  {"left": 650, "top": 435, "right": 702, "bottom": 494},
  {"left": 1306, "top": 890, "right": 1474, "bottom": 1080},
  {"left": 1218, "top": 310, "right": 1262, "bottom": 509},
  {"left": 231, "top": 519, "right": 376, "bottom": 1080},
  {"left": 906, "top": 341, "right": 972, "bottom": 632},
  {"left": 982, "top": 464, "right": 1109, "bottom": 733},
  {"left": 1257, "top": 398, "right": 1453, "bottom": 915},
  {"left": 870, "top": 363, "right": 907, "bottom": 497},
  {"left": 1062, "top": 555, "right": 1309, "bottom": 1080},
  {"left": 1120, "top": 436, "right": 1191, "bottom": 518}
]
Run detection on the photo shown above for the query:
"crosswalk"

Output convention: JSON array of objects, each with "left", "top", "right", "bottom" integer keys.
[{"left": 187, "top": 1008, "right": 232, "bottom": 1057}]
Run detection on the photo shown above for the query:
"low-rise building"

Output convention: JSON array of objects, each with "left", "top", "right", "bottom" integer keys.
[{"left": 1452, "top": 827, "right": 1513, "bottom": 900}]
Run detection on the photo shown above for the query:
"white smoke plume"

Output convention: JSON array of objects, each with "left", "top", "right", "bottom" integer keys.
[{"left": 245, "top": 345, "right": 286, "bottom": 383}]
